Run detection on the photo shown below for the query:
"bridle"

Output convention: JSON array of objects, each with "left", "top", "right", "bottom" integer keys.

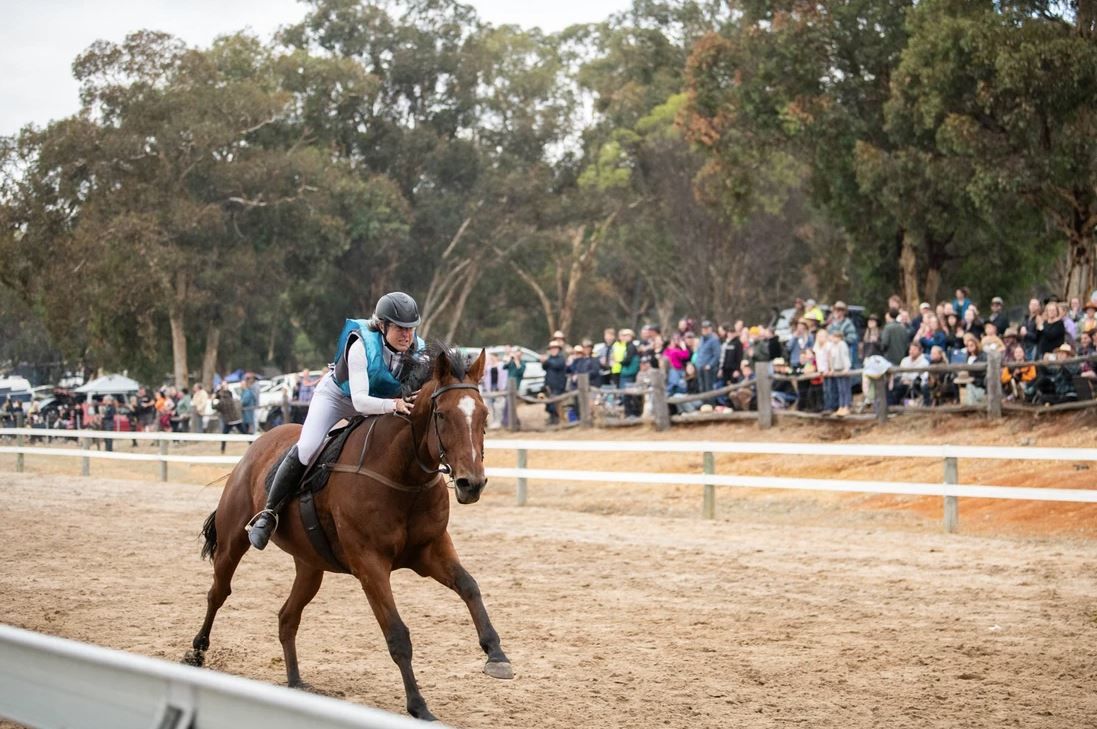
[{"left": 398, "top": 381, "right": 481, "bottom": 477}]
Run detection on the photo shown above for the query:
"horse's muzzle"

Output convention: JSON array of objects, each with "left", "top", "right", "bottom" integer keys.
[{"left": 454, "top": 476, "right": 487, "bottom": 504}]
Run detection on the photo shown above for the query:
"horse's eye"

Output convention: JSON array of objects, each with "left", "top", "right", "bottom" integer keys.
[{"left": 436, "top": 412, "right": 445, "bottom": 420}]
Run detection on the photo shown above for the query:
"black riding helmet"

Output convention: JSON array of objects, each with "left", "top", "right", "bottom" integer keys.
[{"left": 375, "top": 291, "right": 421, "bottom": 328}]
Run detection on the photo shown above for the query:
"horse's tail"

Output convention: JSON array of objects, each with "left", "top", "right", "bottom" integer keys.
[{"left": 200, "top": 510, "right": 218, "bottom": 561}]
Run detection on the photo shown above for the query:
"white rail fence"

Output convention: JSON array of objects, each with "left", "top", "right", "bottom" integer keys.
[
  {"left": 3, "top": 428, "right": 1096, "bottom": 533},
  {"left": 0, "top": 624, "right": 445, "bottom": 729}
]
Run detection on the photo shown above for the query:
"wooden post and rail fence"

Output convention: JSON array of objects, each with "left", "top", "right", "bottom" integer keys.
[{"left": 479, "top": 351, "right": 1097, "bottom": 433}]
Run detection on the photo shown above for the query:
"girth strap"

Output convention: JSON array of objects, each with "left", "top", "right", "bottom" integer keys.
[{"left": 298, "top": 489, "right": 351, "bottom": 574}]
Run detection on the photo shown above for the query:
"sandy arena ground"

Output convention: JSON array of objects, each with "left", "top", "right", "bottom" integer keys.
[{"left": 3, "top": 418, "right": 1097, "bottom": 728}]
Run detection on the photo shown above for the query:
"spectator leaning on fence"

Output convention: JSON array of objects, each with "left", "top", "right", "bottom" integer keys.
[{"left": 891, "top": 341, "right": 929, "bottom": 406}]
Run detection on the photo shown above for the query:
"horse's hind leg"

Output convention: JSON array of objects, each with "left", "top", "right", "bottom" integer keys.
[
  {"left": 184, "top": 509, "right": 251, "bottom": 667},
  {"left": 414, "top": 534, "right": 512, "bottom": 679},
  {"left": 279, "top": 559, "right": 325, "bottom": 689}
]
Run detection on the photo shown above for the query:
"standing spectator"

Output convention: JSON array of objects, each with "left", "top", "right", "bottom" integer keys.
[
  {"left": 172, "top": 387, "right": 192, "bottom": 432},
  {"left": 963, "top": 305, "right": 985, "bottom": 339},
  {"left": 239, "top": 374, "right": 259, "bottom": 434},
  {"left": 830, "top": 302, "right": 859, "bottom": 368},
  {"left": 804, "top": 298, "right": 824, "bottom": 325},
  {"left": 480, "top": 352, "right": 508, "bottom": 429},
  {"left": 541, "top": 340, "right": 568, "bottom": 425},
  {"left": 826, "top": 328, "right": 853, "bottom": 416},
  {"left": 987, "top": 296, "right": 1009, "bottom": 335},
  {"left": 100, "top": 396, "right": 117, "bottom": 452},
  {"left": 911, "top": 301, "right": 932, "bottom": 334},
  {"left": 569, "top": 340, "right": 600, "bottom": 389},
  {"left": 787, "top": 318, "right": 814, "bottom": 369},
  {"left": 1081, "top": 301, "right": 1097, "bottom": 336},
  {"left": 212, "top": 383, "right": 246, "bottom": 453},
  {"left": 718, "top": 325, "right": 745, "bottom": 381},
  {"left": 135, "top": 386, "right": 156, "bottom": 434},
  {"left": 880, "top": 308, "right": 911, "bottom": 366},
  {"left": 1068, "top": 297, "right": 1084, "bottom": 323},
  {"left": 862, "top": 314, "right": 882, "bottom": 359},
  {"left": 952, "top": 288, "right": 972, "bottom": 319},
  {"left": 663, "top": 334, "right": 691, "bottom": 394},
  {"left": 1035, "top": 301, "right": 1067, "bottom": 359},
  {"left": 695, "top": 320, "right": 721, "bottom": 397},
  {"left": 813, "top": 323, "right": 834, "bottom": 414},
  {"left": 596, "top": 328, "right": 618, "bottom": 387},
  {"left": 502, "top": 347, "right": 525, "bottom": 429},
  {"left": 961, "top": 333, "right": 988, "bottom": 405},
  {"left": 190, "top": 384, "right": 210, "bottom": 432},
  {"left": 616, "top": 329, "right": 642, "bottom": 418},
  {"left": 1021, "top": 298, "right": 1042, "bottom": 360}
]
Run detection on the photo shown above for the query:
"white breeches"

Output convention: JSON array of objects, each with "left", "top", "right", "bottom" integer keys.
[{"left": 295, "top": 375, "right": 360, "bottom": 464}]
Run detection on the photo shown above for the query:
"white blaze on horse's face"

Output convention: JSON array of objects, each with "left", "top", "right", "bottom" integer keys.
[{"left": 458, "top": 395, "right": 477, "bottom": 462}]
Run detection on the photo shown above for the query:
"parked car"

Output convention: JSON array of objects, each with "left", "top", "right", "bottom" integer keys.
[
  {"left": 228, "top": 377, "right": 291, "bottom": 431},
  {"left": 458, "top": 346, "right": 545, "bottom": 397}
]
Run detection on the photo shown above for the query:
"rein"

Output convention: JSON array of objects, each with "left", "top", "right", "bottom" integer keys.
[{"left": 324, "top": 381, "right": 480, "bottom": 493}]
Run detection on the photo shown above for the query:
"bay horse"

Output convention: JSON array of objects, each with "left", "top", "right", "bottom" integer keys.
[{"left": 184, "top": 347, "right": 511, "bottom": 721}]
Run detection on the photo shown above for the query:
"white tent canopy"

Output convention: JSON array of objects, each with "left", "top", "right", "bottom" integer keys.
[{"left": 74, "top": 374, "right": 141, "bottom": 396}]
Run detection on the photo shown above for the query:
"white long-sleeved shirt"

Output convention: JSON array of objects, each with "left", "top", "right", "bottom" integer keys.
[{"left": 346, "top": 337, "right": 398, "bottom": 415}]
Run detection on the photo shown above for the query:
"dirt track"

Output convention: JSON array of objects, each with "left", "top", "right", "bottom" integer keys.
[{"left": 2, "top": 468, "right": 1096, "bottom": 728}]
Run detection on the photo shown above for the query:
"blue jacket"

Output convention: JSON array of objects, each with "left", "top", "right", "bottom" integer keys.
[
  {"left": 696, "top": 333, "right": 721, "bottom": 370},
  {"left": 332, "top": 319, "right": 425, "bottom": 398}
]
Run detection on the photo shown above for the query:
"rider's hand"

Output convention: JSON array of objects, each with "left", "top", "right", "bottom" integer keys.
[
  {"left": 404, "top": 389, "right": 421, "bottom": 405},
  {"left": 392, "top": 398, "right": 411, "bottom": 415}
]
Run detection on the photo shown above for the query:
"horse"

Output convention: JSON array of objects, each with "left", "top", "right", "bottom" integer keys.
[{"left": 183, "top": 347, "right": 511, "bottom": 721}]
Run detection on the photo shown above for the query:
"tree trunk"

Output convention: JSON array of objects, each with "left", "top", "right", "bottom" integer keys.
[
  {"left": 442, "top": 263, "right": 482, "bottom": 344},
  {"left": 899, "top": 229, "right": 921, "bottom": 309},
  {"left": 1064, "top": 231, "right": 1096, "bottom": 301},
  {"left": 201, "top": 325, "right": 221, "bottom": 391},
  {"left": 169, "top": 270, "right": 189, "bottom": 388}
]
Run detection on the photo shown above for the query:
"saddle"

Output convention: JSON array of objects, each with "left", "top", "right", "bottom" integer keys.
[{"left": 263, "top": 416, "right": 371, "bottom": 574}]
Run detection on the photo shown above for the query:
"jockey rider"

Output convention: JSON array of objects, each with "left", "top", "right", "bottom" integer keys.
[{"left": 246, "top": 291, "right": 426, "bottom": 550}]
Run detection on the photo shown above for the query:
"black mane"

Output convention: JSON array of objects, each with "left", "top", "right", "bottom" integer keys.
[{"left": 399, "top": 339, "right": 468, "bottom": 395}]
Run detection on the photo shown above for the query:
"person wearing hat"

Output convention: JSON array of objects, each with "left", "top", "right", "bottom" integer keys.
[
  {"left": 541, "top": 339, "right": 569, "bottom": 425},
  {"left": 247, "top": 291, "right": 427, "bottom": 550},
  {"left": 695, "top": 320, "right": 721, "bottom": 398},
  {"left": 1081, "top": 300, "right": 1097, "bottom": 336},
  {"left": 828, "top": 301, "right": 859, "bottom": 367},
  {"left": 804, "top": 298, "right": 824, "bottom": 325},
  {"left": 788, "top": 318, "right": 814, "bottom": 369},
  {"left": 987, "top": 296, "right": 1009, "bottom": 335}
]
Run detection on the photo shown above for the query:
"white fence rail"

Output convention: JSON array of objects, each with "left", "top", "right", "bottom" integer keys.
[
  {"left": 0, "top": 624, "right": 444, "bottom": 729},
  {"left": 3, "top": 428, "right": 1096, "bottom": 532}
]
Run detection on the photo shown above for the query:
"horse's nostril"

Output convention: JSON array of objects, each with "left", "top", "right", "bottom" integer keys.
[{"left": 456, "top": 478, "right": 471, "bottom": 491}]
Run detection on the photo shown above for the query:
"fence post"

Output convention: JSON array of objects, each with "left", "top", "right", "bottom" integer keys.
[
  {"left": 190, "top": 408, "right": 201, "bottom": 434},
  {"left": 872, "top": 378, "right": 888, "bottom": 424},
  {"left": 756, "top": 365, "right": 773, "bottom": 429},
  {"left": 159, "top": 438, "right": 169, "bottom": 482},
  {"left": 943, "top": 456, "right": 959, "bottom": 534},
  {"left": 649, "top": 368, "right": 670, "bottom": 432},
  {"left": 516, "top": 449, "right": 527, "bottom": 506},
  {"left": 506, "top": 378, "right": 519, "bottom": 433},
  {"left": 81, "top": 437, "right": 90, "bottom": 477},
  {"left": 576, "top": 373, "right": 593, "bottom": 428},
  {"left": 986, "top": 349, "right": 1003, "bottom": 418},
  {"left": 702, "top": 451, "right": 715, "bottom": 519},
  {"left": 15, "top": 411, "right": 25, "bottom": 473}
]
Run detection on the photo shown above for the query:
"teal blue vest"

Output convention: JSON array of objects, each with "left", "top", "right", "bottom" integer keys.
[{"left": 333, "top": 319, "right": 424, "bottom": 398}]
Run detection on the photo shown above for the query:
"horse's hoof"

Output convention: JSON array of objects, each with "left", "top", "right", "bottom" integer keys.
[
  {"left": 410, "top": 706, "right": 437, "bottom": 722},
  {"left": 182, "top": 649, "right": 205, "bottom": 667},
  {"left": 483, "top": 660, "right": 513, "bottom": 680}
]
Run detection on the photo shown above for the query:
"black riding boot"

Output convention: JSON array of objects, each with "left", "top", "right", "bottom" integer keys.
[{"left": 247, "top": 446, "right": 307, "bottom": 550}]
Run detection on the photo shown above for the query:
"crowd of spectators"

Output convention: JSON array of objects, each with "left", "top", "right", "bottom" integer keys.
[{"left": 479, "top": 288, "right": 1097, "bottom": 424}]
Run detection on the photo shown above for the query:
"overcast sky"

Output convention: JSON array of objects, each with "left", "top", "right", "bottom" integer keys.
[{"left": 1, "top": 0, "right": 631, "bottom": 137}]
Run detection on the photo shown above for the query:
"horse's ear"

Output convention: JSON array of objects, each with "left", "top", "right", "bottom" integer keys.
[
  {"left": 433, "top": 349, "right": 451, "bottom": 382},
  {"left": 467, "top": 349, "right": 486, "bottom": 383}
]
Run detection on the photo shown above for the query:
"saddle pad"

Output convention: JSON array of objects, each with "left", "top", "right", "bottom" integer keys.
[{"left": 262, "top": 416, "right": 366, "bottom": 499}]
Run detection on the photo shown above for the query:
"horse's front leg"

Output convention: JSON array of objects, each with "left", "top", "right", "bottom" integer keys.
[
  {"left": 415, "top": 535, "right": 512, "bottom": 679},
  {"left": 356, "top": 559, "right": 435, "bottom": 721}
]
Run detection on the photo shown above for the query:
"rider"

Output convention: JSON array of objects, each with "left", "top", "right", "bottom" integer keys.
[{"left": 246, "top": 291, "right": 427, "bottom": 550}]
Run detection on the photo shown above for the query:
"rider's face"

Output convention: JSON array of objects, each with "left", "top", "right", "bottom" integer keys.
[{"left": 384, "top": 323, "right": 415, "bottom": 352}]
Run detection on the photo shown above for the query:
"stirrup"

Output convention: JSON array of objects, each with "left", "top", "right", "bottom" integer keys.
[{"left": 246, "top": 509, "right": 279, "bottom": 550}]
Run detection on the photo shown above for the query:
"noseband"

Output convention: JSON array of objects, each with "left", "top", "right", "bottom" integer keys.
[{"left": 400, "top": 382, "right": 481, "bottom": 476}]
